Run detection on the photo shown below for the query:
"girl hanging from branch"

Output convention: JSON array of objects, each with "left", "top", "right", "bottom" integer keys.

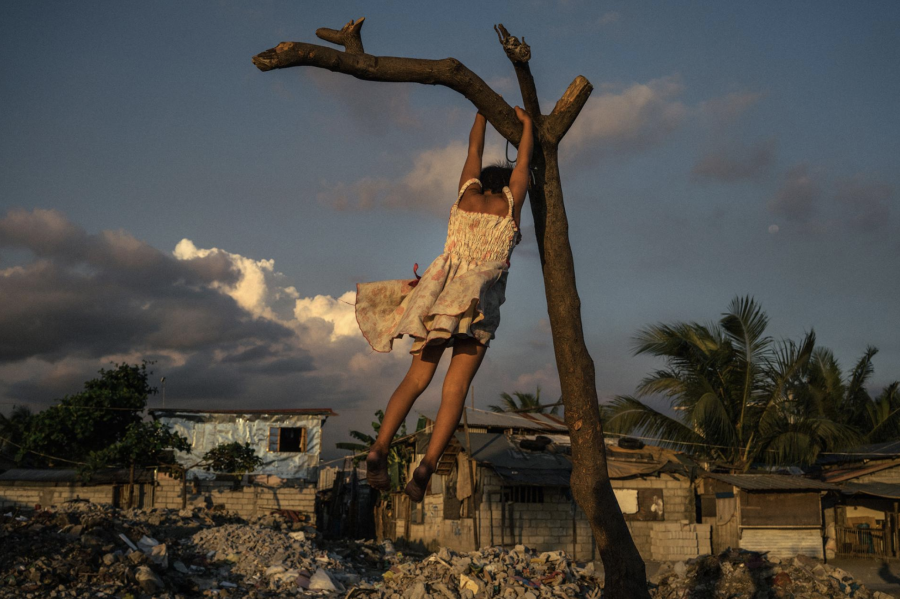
[{"left": 356, "top": 107, "right": 534, "bottom": 501}]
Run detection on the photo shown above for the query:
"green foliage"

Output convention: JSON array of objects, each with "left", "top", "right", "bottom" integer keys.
[
  {"left": 4, "top": 362, "right": 189, "bottom": 478},
  {"left": 604, "top": 296, "right": 898, "bottom": 469},
  {"left": 198, "top": 442, "right": 264, "bottom": 475},
  {"left": 85, "top": 421, "right": 189, "bottom": 474},
  {"left": 489, "top": 387, "right": 559, "bottom": 414},
  {"left": 0, "top": 406, "right": 33, "bottom": 456},
  {"left": 14, "top": 363, "right": 154, "bottom": 466},
  {"left": 336, "top": 409, "right": 411, "bottom": 490}
]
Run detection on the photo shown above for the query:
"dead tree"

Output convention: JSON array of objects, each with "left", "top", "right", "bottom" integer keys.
[{"left": 253, "top": 19, "right": 651, "bottom": 599}]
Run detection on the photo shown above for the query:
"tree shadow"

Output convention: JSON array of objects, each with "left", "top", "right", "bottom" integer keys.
[{"left": 877, "top": 561, "right": 900, "bottom": 585}]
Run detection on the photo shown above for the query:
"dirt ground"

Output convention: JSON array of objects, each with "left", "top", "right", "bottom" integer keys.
[{"left": 825, "top": 559, "right": 900, "bottom": 597}]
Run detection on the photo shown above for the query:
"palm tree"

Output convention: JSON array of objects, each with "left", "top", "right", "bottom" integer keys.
[
  {"left": 604, "top": 297, "right": 861, "bottom": 470},
  {"left": 805, "top": 348, "right": 900, "bottom": 445},
  {"left": 335, "top": 410, "right": 411, "bottom": 490},
  {"left": 489, "top": 387, "right": 560, "bottom": 414},
  {"left": 864, "top": 383, "right": 900, "bottom": 444}
]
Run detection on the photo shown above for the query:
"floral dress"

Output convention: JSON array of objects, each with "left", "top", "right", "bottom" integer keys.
[{"left": 355, "top": 178, "right": 521, "bottom": 354}]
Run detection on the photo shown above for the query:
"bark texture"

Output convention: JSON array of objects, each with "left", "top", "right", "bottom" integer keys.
[{"left": 253, "top": 21, "right": 650, "bottom": 599}]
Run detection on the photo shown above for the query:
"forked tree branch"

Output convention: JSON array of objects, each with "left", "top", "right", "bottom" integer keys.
[
  {"left": 315, "top": 17, "right": 366, "bottom": 54},
  {"left": 546, "top": 75, "right": 593, "bottom": 143},
  {"left": 253, "top": 20, "right": 594, "bottom": 146},
  {"left": 253, "top": 40, "right": 523, "bottom": 144}
]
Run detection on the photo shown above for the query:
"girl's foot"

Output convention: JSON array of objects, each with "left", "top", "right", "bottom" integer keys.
[
  {"left": 404, "top": 463, "right": 434, "bottom": 503},
  {"left": 366, "top": 448, "right": 391, "bottom": 492}
]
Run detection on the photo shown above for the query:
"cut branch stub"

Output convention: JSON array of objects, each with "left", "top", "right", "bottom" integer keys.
[
  {"left": 494, "top": 24, "right": 531, "bottom": 63},
  {"left": 316, "top": 17, "right": 366, "bottom": 54}
]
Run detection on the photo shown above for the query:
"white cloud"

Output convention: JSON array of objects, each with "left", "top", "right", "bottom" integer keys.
[
  {"left": 563, "top": 76, "right": 687, "bottom": 155},
  {"left": 293, "top": 291, "right": 360, "bottom": 341},
  {"left": 319, "top": 141, "right": 505, "bottom": 216},
  {"left": 174, "top": 239, "right": 275, "bottom": 320}
]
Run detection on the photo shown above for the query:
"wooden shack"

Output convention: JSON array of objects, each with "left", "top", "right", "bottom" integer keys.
[{"left": 698, "top": 472, "right": 838, "bottom": 558}]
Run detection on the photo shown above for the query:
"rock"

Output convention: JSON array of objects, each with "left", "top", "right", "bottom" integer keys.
[
  {"left": 134, "top": 565, "right": 164, "bottom": 593},
  {"left": 101, "top": 553, "right": 117, "bottom": 566},
  {"left": 149, "top": 543, "right": 168, "bottom": 569},
  {"left": 407, "top": 581, "right": 427, "bottom": 599},
  {"left": 309, "top": 568, "right": 337, "bottom": 591},
  {"left": 173, "top": 560, "right": 189, "bottom": 574},
  {"left": 459, "top": 573, "right": 485, "bottom": 595}
]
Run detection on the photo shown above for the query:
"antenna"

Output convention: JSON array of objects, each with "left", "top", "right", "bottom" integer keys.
[{"left": 160, "top": 377, "right": 167, "bottom": 408}]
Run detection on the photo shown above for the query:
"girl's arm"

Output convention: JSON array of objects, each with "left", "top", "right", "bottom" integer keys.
[
  {"left": 459, "top": 112, "right": 487, "bottom": 191},
  {"left": 508, "top": 107, "right": 534, "bottom": 207}
]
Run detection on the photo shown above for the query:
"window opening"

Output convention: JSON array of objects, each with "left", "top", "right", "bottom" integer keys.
[{"left": 268, "top": 427, "right": 307, "bottom": 452}]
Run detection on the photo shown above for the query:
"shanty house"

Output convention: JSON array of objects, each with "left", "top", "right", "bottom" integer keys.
[
  {"left": 147, "top": 407, "right": 337, "bottom": 521},
  {"left": 819, "top": 441, "right": 900, "bottom": 559},
  {"left": 378, "top": 408, "right": 710, "bottom": 563},
  {"left": 150, "top": 408, "right": 336, "bottom": 481},
  {"left": 698, "top": 472, "right": 838, "bottom": 559}
]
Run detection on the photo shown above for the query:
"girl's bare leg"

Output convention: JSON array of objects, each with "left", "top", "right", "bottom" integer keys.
[
  {"left": 406, "top": 337, "right": 487, "bottom": 500},
  {"left": 366, "top": 343, "right": 445, "bottom": 489}
]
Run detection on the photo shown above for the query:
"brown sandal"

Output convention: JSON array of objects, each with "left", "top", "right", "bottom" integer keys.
[{"left": 366, "top": 449, "right": 391, "bottom": 492}]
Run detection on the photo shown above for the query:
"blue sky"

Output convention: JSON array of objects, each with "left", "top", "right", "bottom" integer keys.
[{"left": 2, "top": 2, "right": 898, "bottom": 460}]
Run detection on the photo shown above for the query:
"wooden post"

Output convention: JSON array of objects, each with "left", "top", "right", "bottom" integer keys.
[
  {"left": 894, "top": 502, "right": 899, "bottom": 558},
  {"left": 462, "top": 403, "right": 480, "bottom": 549}
]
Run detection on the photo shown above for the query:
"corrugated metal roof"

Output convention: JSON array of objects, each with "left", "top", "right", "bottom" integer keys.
[
  {"left": 422, "top": 408, "right": 566, "bottom": 432},
  {"left": 704, "top": 472, "right": 839, "bottom": 491},
  {"left": 445, "top": 431, "right": 682, "bottom": 484},
  {"left": 841, "top": 482, "right": 900, "bottom": 499},
  {"left": 822, "top": 458, "right": 900, "bottom": 483},
  {"left": 818, "top": 441, "right": 900, "bottom": 464},
  {"left": 150, "top": 408, "right": 337, "bottom": 416}
]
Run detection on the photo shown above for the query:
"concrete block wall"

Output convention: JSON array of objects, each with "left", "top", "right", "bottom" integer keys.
[
  {"left": 0, "top": 476, "right": 316, "bottom": 524},
  {"left": 476, "top": 469, "right": 705, "bottom": 562},
  {"left": 0, "top": 482, "right": 116, "bottom": 510},
  {"left": 649, "top": 523, "right": 713, "bottom": 561},
  {"left": 154, "top": 474, "right": 316, "bottom": 522}
]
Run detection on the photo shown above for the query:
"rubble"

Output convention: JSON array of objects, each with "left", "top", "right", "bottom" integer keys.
[
  {"left": 1, "top": 501, "right": 896, "bottom": 598},
  {"left": 650, "top": 549, "right": 897, "bottom": 599},
  {"left": 0, "top": 501, "right": 391, "bottom": 598},
  {"left": 364, "top": 544, "right": 603, "bottom": 599}
]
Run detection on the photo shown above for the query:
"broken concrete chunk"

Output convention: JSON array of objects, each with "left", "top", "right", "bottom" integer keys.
[
  {"left": 309, "top": 567, "right": 337, "bottom": 591},
  {"left": 134, "top": 565, "right": 164, "bottom": 593}
]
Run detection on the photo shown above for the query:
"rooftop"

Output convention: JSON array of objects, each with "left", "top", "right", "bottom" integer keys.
[
  {"left": 421, "top": 407, "right": 566, "bottom": 433},
  {"left": 704, "top": 472, "right": 839, "bottom": 492},
  {"left": 149, "top": 408, "right": 337, "bottom": 416}
]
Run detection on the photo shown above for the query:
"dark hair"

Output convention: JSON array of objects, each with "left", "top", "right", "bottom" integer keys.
[{"left": 480, "top": 161, "right": 514, "bottom": 194}]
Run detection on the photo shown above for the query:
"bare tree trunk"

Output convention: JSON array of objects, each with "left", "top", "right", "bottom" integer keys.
[{"left": 253, "top": 20, "right": 650, "bottom": 598}]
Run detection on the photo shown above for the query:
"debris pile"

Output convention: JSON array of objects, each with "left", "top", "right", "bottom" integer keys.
[
  {"left": 650, "top": 550, "right": 896, "bottom": 599},
  {"left": 191, "top": 523, "right": 372, "bottom": 592},
  {"left": 367, "top": 545, "right": 602, "bottom": 599},
  {"left": 0, "top": 501, "right": 392, "bottom": 597}
]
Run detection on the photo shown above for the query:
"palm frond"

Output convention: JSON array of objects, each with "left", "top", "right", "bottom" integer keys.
[{"left": 605, "top": 395, "right": 719, "bottom": 458}]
